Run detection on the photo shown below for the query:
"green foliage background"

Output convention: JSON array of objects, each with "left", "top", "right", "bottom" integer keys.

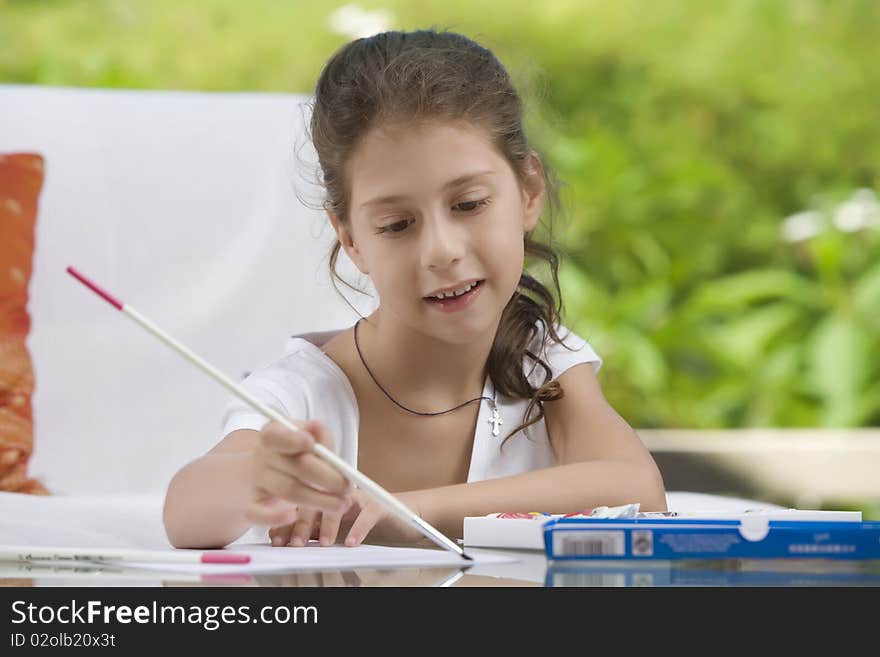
[{"left": 3, "top": 0, "right": 878, "bottom": 430}]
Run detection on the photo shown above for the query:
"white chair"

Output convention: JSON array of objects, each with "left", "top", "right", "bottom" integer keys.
[{"left": 0, "top": 84, "right": 373, "bottom": 498}]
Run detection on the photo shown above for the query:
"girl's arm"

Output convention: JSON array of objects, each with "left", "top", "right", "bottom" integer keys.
[
  {"left": 415, "top": 363, "right": 667, "bottom": 540},
  {"left": 164, "top": 420, "right": 351, "bottom": 549},
  {"left": 415, "top": 459, "right": 665, "bottom": 540},
  {"left": 163, "top": 430, "right": 262, "bottom": 548}
]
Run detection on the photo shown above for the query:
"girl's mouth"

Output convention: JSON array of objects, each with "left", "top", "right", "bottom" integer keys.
[{"left": 423, "top": 279, "right": 485, "bottom": 312}]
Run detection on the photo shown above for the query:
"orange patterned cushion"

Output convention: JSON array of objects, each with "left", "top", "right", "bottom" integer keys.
[{"left": 0, "top": 153, "right": 49, "bottom": 495}]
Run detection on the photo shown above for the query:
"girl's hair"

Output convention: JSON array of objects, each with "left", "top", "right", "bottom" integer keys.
[{"left": 305, "top": 28, "right": 576, "bottom": 448}]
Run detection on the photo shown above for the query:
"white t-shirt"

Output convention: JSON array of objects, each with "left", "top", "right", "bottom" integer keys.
[{"left": 219, "top": 320, "right": 602, "bottom": 482}]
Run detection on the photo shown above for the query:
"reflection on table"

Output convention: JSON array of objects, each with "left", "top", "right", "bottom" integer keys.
[
  {"left": 545, "top": 558, "right": 880, "bottom": 587},
  {"left": 2, "top": 547, "right": 879, "bottom": 587}
]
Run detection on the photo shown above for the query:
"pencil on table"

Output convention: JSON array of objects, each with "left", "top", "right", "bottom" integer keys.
[{"left": 0, "top": 545, "right": 250, "bottom": 564}]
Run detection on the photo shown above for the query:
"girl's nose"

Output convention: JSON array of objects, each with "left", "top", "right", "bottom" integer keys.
[{"left": 420, "top": 213, "right": 467, "bottom": 270}]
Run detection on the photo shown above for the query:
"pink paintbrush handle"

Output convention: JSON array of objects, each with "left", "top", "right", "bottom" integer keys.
[{"left": 66, "top": 266, "right": 124, "bottom": 310}]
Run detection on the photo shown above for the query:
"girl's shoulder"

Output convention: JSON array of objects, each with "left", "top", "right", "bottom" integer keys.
[
  {"left": 257, "top": 330, "right": 353, "bottom": 396},
  {"left": 226, "top": 327, "right": 352, "bottom": 406},
  {"left": 219, "top": 330, "right": 358, "bottom": 438},
  {"left": 523, "top": 319, "right": 603, "bottom": 385}
]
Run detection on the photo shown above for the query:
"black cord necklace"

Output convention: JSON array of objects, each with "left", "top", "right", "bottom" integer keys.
[{"left": 353, "top": 318, "right": 503, "bottom": 436}]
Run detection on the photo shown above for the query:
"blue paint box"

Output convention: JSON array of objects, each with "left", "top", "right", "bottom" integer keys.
[{"left": 543, "top": 517, "right": 880, "bottom": 560}]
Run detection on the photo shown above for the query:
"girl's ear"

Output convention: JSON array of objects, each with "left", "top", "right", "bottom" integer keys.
[
  {"left": 521, "top": 151, "right": 546, "bottom": 233},
  {"left": 327, "top": 210, "right": 370, "bottom": 275}
]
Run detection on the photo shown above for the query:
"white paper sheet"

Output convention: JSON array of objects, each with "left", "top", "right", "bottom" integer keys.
[{"left": 99, "top": 542, "right": 516, "bottom": 575}]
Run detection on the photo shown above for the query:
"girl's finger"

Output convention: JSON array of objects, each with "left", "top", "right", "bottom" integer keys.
[
  {"left": 258, "top": 420, "right": 354, "bottom": 497},
  {"left": 268, "top": 521, "right": 297, "bottom": 547},
  {"left": 301, "top": 421, "right": 355, "bottom": 496},
  {"left": 260, "top": 465, "right": 351, "bottom": 513},
  {"left": 270, "top": 451, "right": 351, "bottom": 497},
  {"left": 244, "top": 496, "right": 298, "bottom": 527},
  {"left": 290, "top": 509, "right": 320, "bottom": 547},
  {"left": 261, "top": 419, "right": 340, "bottom": 459},
  {"left": 344, "top": 506, "right": 383, "bottom": 547},
  {"left": 260, "top": 420, "right": 315, "bottom": 455},
  {"left": 317, "top": 505, "right": 349, "bottom": 547}
]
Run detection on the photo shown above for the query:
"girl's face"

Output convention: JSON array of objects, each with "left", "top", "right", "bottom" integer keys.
[{"left": 329, "top": 120, "right": 545, "bottom": 345}]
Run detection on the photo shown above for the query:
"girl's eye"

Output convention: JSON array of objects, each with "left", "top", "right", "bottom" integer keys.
[
  {"left": 381, "top": 219, "right": 412, "bottom": 234},
  {"left": 455, "top": 198, "right": 490, "bottom": 212},
  {"left": 375, "top": 198, "right": 491, "bottom": 235}
]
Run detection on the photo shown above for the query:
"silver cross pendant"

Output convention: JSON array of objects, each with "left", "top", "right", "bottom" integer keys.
[{"left": 488, "top": 400, "right": 502, "bottom": 437}]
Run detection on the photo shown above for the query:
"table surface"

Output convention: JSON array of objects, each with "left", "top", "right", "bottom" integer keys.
[{"left": 3, "top": 547, "right": 880, "bottom": 587}]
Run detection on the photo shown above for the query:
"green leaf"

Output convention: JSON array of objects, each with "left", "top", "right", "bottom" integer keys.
[
  {"left": 852, "top": 261, "right": 880, "bottom": 322},
  {"left": 615, "top": 327, "right": 668, "bottom": 392},
  {"left": 686, "top": 269, "right": 822, "bottom": 315},
  {"left": 808, "top": 313, "right": 872, "bottom": 423},
  {"left": 706, "top": 303, "right": 802, "bottom": 366},
  {"left": 615, "top": 280, "right": 672, "bottom": 329},
  {"left": 558, "top": 261, "right": 609, "bottom": 318}
]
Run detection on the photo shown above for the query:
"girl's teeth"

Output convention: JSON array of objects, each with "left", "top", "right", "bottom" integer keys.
[{"left": 434, "top": 282, "right": 475, "bottom": 299}]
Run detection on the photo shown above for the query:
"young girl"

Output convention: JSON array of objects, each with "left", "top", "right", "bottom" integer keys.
[{"left": 163, "top": 28, "right": 667, "bottom": 550}]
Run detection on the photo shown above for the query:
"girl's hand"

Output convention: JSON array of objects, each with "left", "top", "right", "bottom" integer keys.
[
  {"left": 268, "top": 488, "right": 432, "bottom": 548},
  {"left": 244, "top": 419, "right": 353, "bottom": 529},
  {"left": 339, "top": 488, "right": 430, "bottom": 547}
]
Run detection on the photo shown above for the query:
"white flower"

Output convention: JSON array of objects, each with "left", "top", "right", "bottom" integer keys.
[
  {"left": 327, "top": 4, "right": 394, "bottom": 40},
  {"left": 833, "top": 188, "right": 880, "bottom": 233},
  {"left": 781, "top": 210, "right": 825, "bottom": 242}
]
